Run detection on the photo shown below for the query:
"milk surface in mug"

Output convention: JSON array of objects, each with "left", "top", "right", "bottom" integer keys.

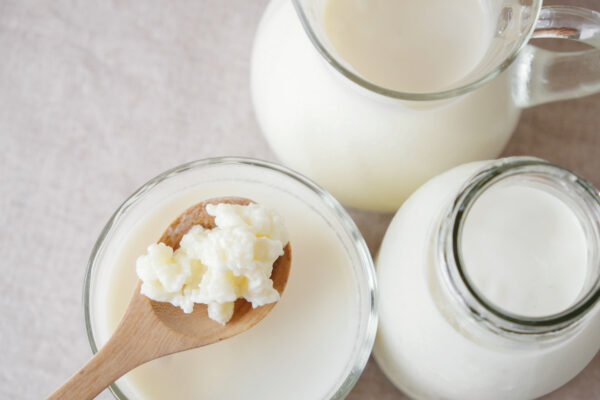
[
  {"left": 325, "top": 0, "right": 491, "bottom": 92},
  {"left": 90, "top": 181, "right": 362, "bottom": 399}
]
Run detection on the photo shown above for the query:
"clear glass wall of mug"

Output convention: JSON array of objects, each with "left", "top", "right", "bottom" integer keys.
[{"left": 251, "top": 0, "right": 600, "bottom": 212}]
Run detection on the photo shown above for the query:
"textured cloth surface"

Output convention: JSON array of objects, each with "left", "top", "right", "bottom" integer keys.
[{"left": 1, "top": 0, "right": 599, "bottom": 399}]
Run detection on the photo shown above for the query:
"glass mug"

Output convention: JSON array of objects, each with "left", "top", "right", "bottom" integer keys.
[{"left": 251, "top": 0, "right": 600, "bottom": 212}]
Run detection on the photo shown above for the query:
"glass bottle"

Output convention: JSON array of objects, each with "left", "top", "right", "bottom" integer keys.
[{"left": 374, "top": 157, "right": 600, "bottom": 399}]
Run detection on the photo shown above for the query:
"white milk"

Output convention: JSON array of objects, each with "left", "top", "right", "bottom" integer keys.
[
  {"left": 251, "top": 0, "right": 521, "bottom": 211},
  {"left": 89, "top": 180, "right": 368, "bottom": 399},
  {"left": 462, "top": 183, "right": 588, "bottom": 317},
  {"left": 324, "top": 0, "right": 489, "bottom": 93},
  {"left": 374, "top": 159, "right": 600, "bottom": 399}
]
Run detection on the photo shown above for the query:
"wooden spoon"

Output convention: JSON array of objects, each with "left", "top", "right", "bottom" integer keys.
[{"left": 47, "top": 197, "right": 291, "bottom": 400}]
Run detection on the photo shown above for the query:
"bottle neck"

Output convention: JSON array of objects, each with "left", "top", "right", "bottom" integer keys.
[{"left": 437, "top": 157, "right": 600, "bottom": 340}]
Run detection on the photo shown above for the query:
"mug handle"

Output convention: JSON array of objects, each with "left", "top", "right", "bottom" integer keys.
[{"left": 513, "top": 6, "right": 600, "bottom": 108}]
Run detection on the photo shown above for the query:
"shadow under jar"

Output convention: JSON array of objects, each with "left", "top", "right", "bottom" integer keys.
[{"left": 374, "top": 157, "right": 600, "bottom": 399}]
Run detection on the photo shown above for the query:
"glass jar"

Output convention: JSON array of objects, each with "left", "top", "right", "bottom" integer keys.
[
  {"left": 83, "top": 157, "right": 377, "bottom": 399},
  {"left": 374, "top": 157, "right": 600, "bottom": 399},
  {"left": 251, "top": 0, "right": 600, "bottom": 211}
]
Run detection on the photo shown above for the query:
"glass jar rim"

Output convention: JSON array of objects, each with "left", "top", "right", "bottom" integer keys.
[
  {"left": 82, "top": 156, "right": 378, "bottom": 399},
  {"left": 438, "top": 157, "right": 600, "bottom": 336},
  {"left": 292, "top": 0, "right": 543, "bottom": 101}
]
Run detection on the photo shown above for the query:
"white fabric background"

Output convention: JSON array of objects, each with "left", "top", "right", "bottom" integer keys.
[{"left": 1, "top": 0, "right": 599, "bottom": 398}]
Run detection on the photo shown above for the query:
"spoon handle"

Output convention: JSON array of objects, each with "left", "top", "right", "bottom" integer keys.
[
  {"left": 46, "top": 328, "right": 145, "bottom": 400},
  {"left": 46, "top": 295, "right": 178, "bottom": 400}
]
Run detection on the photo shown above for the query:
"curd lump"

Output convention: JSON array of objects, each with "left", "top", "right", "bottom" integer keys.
[{"left": 136, "top": 203, "right": 288, "bottom": 324}]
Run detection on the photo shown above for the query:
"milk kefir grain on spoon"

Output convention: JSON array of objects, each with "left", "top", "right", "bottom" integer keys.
[{"left": 136, "top": 202, "right": 289, "bottom": 324}]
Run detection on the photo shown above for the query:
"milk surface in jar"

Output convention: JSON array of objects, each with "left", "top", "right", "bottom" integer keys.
[
  {"left": 461, "top": 184, "right": 588, "bottom": 317},
  {"left": 85, "top": 159, "right": 377, "bottom": 400},
  {"left": 374, "top": 157, "right": 600, "bottom": 399},
  {"left": 324, "top": 0, "right": 489, "bottom": 93},
  {"left": 251, "top": 0, "right": 521, "bottom": 211}
]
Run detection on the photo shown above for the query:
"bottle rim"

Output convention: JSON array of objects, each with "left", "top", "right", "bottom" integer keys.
[{"left": 438, "top": 157, "right": 600, "bottom": 336}]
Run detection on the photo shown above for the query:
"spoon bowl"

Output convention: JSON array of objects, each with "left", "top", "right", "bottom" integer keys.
[
  {"left": 151, "top": 197, "right": 291, "bottom": 340},
  {"left": 47, "top": 197, "right": 291, "bottom": 400}
]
